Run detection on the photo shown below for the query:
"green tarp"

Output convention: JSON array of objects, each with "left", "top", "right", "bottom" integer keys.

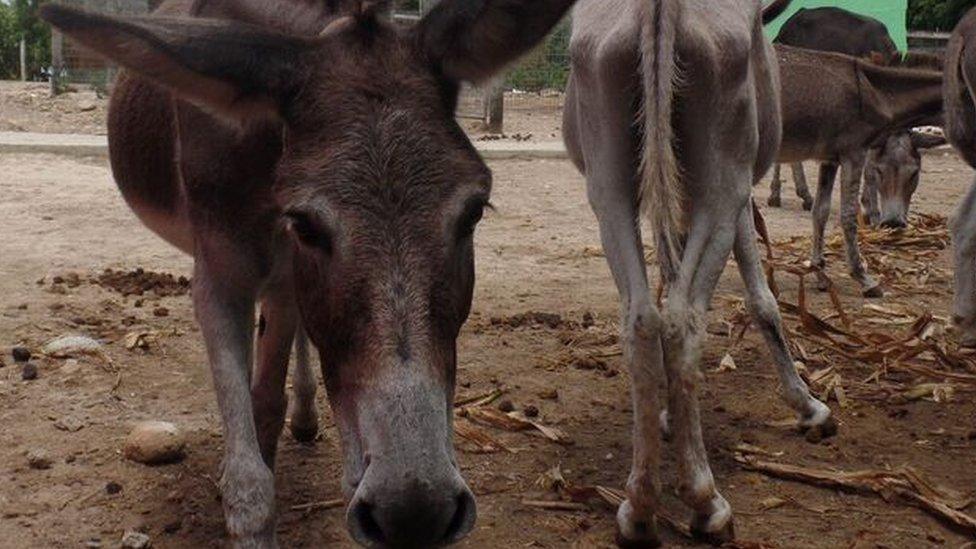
[{"left": 764, "top": 0, "right": 909, "bottom": 51}]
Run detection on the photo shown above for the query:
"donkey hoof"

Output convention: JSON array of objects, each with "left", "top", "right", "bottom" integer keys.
[
  {"left": 767, "top": 196, "right": 782, "bottom": 208},
  {"left": 802, "top": 200, "right": 814, "bottom": 211},
  {"left": 616, "top": 500, "right": 661, "bottom": 548},
  {"left": 690, "top": 512, "right": 735, "bottom": 546},
  {"left": 862, "top": 285, "right": 884, "bottom": 299},
  {"left": 802, "top": 415, "right": 838, "bottom": 443}
]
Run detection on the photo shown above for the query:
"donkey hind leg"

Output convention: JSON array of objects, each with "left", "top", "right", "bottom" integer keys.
[
  {"left": 660, "top": 170, "right": 759, "bottom": 543},
  {"left": 733, "top": 205, "right": 836, "bottom": 439},
  {"left": 810, "top": 162, "right": 839, "bottom": 292},
  {"left": 791, "top": 163, "right": 814, "bottom": 211},
  {"left": 288, "top": 325, "right": 319, "bottom": 442},
  {"left": 951, "top": 177, "right": 976, "bottom": 348},
  {"left": 571, "top": 73, "right": 666, "bottom": 546},
  {"left": 839, "top": 153, "right": 883, "bottom": 297},
  {"left": 194, "top": 247, "right": 277, "bottom": 548},
  {"left": 768, "top": 164, "right": 783, "bottom": 207},
  {"left": 252, "top": 286, "right": 298, "bottom": 469}
]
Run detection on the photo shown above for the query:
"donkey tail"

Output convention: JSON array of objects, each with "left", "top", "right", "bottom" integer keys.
[{"left": 639, "top": 0, "right": 683, "bottom": 267}]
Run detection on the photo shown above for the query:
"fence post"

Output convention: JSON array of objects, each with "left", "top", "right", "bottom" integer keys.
[
  {"left": 51, "top": 29, "right": 64, "bottom": 95},
  {"left": 19, "top": 38, "right": 27, "bottom": 81},
  {"left": 484, "top": 80, "right": 504, "bottom": 134}
]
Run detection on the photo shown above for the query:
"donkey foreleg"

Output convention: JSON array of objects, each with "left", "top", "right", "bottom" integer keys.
[
  {"left": 810, "top": 162, "right": 839, "bottom": 292},
  {"left": 839, "top": 154, "right": 883, "bottom": 297},
  {"left": 732, "top": 205, "right": 836, "bottom": 438},
  {"left": 861, "top": 153, "right": 882, "bottom": 226},
  {"left": 790, "top": 163, "right": 814, "bottom": 211},
  {"left": 252, "top": 284, "right": 299, "bottom": 469},
  {"left": 768, "top": 164, "right": 783, "bottom": 207},
  {"left": 194, "top": 247, "right": 277, "bottom": 549},
  {"left": 951, "top": 178, "right": 976, "bottom": 348},
  {"left": 288, "top": 326, "right": 319, "bottom": 443}
]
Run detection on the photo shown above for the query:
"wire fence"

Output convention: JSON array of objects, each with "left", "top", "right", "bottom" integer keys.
[{"left": 51, "top": 0, "right": 150, "bottom": 90}]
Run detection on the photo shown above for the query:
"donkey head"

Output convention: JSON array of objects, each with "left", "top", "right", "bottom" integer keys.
[
  {"left": 42, "top": 1, "right": 574, "bottom": 546},
  {"left": 866, "top": 131, "right": 946, "bottom": 229}
]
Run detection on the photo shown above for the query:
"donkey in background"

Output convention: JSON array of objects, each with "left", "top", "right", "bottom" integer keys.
[
  {"left": 776, "top": 45, "right": 943, "bottom": 297},
  {"left": 769, "top": 6, "right": 946, "bottom": 219},
  {"left": 945, "top": 7, "right": 976, "bottom": 348},
  {"left": 563, "top": 0, "right": 834, "bottom": 544},
  {"left": 42, "top": 0, "right": 576, "bottom": 546}
]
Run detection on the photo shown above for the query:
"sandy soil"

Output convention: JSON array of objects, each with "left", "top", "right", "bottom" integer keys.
[
  {"left": 0, "top": 82, "right": 109, "bottom": 135},
  {"left": 1, "top": 146, "right": 975, "bottom": 549},
  {"left": 0, "top": 81, "right": 564, "bottom": 140}
]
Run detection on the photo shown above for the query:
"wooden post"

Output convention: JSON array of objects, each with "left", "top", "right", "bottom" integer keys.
[
  {"left": 19, "top": 38, "right": 26, "bottom": 81},
  {"left": 50, "top": 29, "right": 64, "bottom": 95},
  {"left": 484, "top": 80, "right": 505, "bottom": 134}
]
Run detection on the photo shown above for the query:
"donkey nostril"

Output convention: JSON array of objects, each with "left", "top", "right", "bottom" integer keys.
[
  {"left": 442, "top": 490, "right": 477, "bottom": 543},
  {"left": 352, "top": 501, "right": 385, "bottom": 544}
]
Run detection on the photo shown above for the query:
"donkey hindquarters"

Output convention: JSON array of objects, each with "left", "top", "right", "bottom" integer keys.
[{"left": 564, "top": 0, "right": 834, "bottom": 545}]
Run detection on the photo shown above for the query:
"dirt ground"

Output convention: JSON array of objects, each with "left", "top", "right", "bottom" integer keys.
[
  {"left": 0, "top": 81, "right": 564, "bottom": 140},
  {"left": 2, "top": 145, "right": 976, "bottom": 549},
  {"left": 3, "top": 79, "right": 976, "bottom": 548}
]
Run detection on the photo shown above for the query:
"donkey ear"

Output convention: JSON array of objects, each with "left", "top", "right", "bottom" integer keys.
[
  {"left": 40, "top": 4, "right": 311, "bottom": 121},
  {"left": 416, "top": 0, "right": 575, "bottom": 84},
  {"left": 910, "top": 131, "right": 948, "bottom": 150}
]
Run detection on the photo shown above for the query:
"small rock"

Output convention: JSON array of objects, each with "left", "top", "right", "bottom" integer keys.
[
  {"left": 54, "top": 415, "right": 86, "bottom": 432},
  {"left": 61, "top": 359, "right": 82, "bottom": 375},
  {"left": 538, "top": 389, "right": 559, "bottom": 401},
  {"left": 77, "top": 100, "right": 97, "bottom": 112},
  {"left": 124, "top": 421, "right": 186, "bottom": 465},
  {"left": 42, "top": 335, "right": 102, "bottom": 358},
  {"left": 83, "top": 539, "right": 102, "bottom": 548},
  {"left": 524, "top": 405, "right": 539, "bottom": 418},
  {"left": 497, "top": 399, "right": 515, "bottom": 413},
  {"left": 11, "top": 347, "right": 31, "bottom": 362},
  {"left": 152, "top": 307, "right": 169, "bottom": 317},
  {"left": 21, "top": 363, "right": 38, "bottom": 381},
  {"left": 105, "top": 481, "right": 123, "bottom": 495},
  {"left": 121, "top": 531, "right": 151, "bottom": 549},
  {"left": 26, "top": 449, "right": 53, "bottom": 470}
]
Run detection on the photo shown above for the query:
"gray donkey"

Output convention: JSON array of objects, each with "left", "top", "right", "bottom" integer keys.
[
  {"left": 945, "top": 7, "right": 976, "bottom": 348},
  {"left": 777, "top": 45, "right": 943, "bottom": 297},
  {"left": 41, "top": 0, "right": 575, "bottom": 547},
  {"left": 563, "top": 0, "right": 833, "bottom": 544}
]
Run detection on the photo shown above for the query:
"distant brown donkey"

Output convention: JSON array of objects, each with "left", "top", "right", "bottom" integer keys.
[
  {"left": 777, "top": 45, "right": 943, "bottom": 297},
  {"left": 41, "top": 0, "right": 575, "bottom": 547}
]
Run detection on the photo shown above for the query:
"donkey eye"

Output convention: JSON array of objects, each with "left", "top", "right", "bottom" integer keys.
[
  {"left": 458, "top": 203, "right": 486, "bottom": 238},
  {"left": 285, "top": 211, "right": 332, "bottom": 252}
]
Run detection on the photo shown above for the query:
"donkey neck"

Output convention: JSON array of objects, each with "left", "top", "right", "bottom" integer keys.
[{"left": 857, "top": 61, "right": 943, "bottom": 132}]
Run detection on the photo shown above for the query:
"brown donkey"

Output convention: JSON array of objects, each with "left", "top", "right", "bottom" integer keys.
[
  {"left": 945, "top": 7, "right": 976, "bottom": 347},
  {"left": 777, "top": 45, "right": 943, "bottom": 297},
  {"left": 41, "top": 1, "right": 575, "bottom": 547},
  {"left": 563, "top": 0, "right": 834, "bottom": 544}
]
